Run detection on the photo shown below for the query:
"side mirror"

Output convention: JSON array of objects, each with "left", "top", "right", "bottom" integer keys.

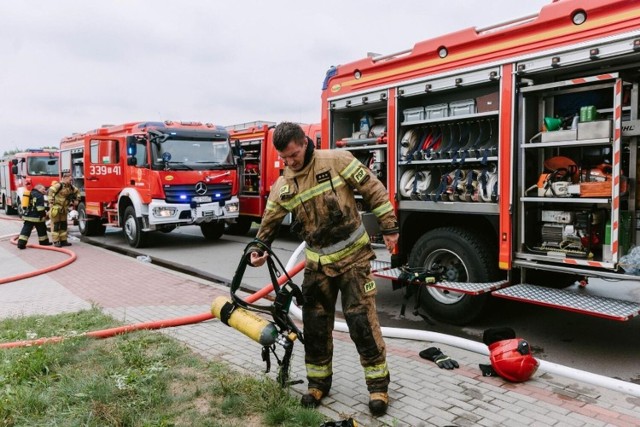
[
  {"left": 126, "top": 136, "right": 137, "bottom": 156},
  {"left": 127, "top": 157, "right": 137, "bottom": 166},
  {"left": 232, "top": 139, "right": 245, "bottom": 158},
  {"left": 11, "top": 165, "right": 17, "bottom": 174},
  {"left": 11, "top": 158, "right": 18, "bottom": 166}
]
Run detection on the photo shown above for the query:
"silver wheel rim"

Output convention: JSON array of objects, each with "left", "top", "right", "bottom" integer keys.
[
  {"left": 124, "top": 215, "right": 137, "bottom": 242},
  {"left": 424, "top": 248, "right": 468, "bottom": 304},
  {"left": 79, "top": 208, "right": 86, "bottom": 233}
]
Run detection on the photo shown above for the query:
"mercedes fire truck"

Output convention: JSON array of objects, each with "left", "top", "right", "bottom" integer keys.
[
  {"left": 226, "top": 121, "right": 321, "bottom": 235},
  {"left": 59, "top": 121, "right": 240, "bottom": 248},
  {"left": 321, "top": 0, "right": 640, "bottom": 324},
  {"left": 0, "top": 149, "right": 59, "bottom": 215}
]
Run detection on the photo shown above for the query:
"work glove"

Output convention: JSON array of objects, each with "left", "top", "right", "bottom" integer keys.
[{"left": 419, "top": 347, "right": 459, "bottom": 370}]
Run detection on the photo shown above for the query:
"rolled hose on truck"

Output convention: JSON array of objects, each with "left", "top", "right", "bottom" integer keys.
[{"left": 2, "top": 233, "right": 640, "bottom": 399}]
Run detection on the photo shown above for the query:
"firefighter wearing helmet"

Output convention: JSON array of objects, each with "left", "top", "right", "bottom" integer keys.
[
  {"left": 48, "top": 172, "right": 80, "bottom": 247},
  {"left": 250, "top": 122, "right": 399, "bottom": 416}
]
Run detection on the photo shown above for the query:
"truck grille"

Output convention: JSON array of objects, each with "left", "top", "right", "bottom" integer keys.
[{"left": 163, "top": 183, "right": 233, "bottom": 204}]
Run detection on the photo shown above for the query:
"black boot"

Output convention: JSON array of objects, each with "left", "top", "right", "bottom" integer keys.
[
  {"left": 368, "top": 392, "right": 389, "bottom": 416},
  {"left": 54, "top": 242, "right": 62, "bottom": 248},
  {"left": 39, "top": 240, "right": 52, "bottom": 246},
  {"left": 17, "top": 242, "right": 27, "bottom": 250},
  {"left": 60, "top": 241, "right": 72, "bottom": 247},
  {"left": 300, "top": 388, "right": 326, "bottom": 408}
]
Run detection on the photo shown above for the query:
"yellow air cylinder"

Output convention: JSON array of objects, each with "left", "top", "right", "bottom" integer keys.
[
  {"left": 21, "top": 190, "right": 31, "bottom": 209},
  {"left": 211, "top": 296, "right": 278, "bottom": 346}
]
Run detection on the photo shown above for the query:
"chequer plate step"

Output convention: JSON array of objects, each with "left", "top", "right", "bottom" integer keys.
[
  {"left": 370, "top": 260, "right": 393, "bottom": 273},
  {"left": 493, "top": 284, "right": 640, "bottom": 321},
  {"left": 372, "top": 265, "right": 509, "bottom": 295}
]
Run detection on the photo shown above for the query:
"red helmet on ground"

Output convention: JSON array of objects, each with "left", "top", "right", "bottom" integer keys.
[{"left": 489, "top": 338, "right": 539, "bottom": 382}]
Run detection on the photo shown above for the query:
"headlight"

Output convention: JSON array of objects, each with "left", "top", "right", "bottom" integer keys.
[
  {"left": 152, "top": 207, "right": 177, "bottom": 217},
  {"left": 225, "top": 202, "right": 239, "bottom": 213}
]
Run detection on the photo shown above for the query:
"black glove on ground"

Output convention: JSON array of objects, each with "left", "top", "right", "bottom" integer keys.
[{"left": 419, "top": 347, "right": 459, "bottom": 369}]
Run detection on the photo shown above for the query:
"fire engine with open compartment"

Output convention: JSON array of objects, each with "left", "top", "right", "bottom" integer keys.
[{"left": 321, "top": 0, "right": 640, "bottom": 324}]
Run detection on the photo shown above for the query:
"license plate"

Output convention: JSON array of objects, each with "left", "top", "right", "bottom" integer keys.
[{"left": 192, "top": 196, "right": 212, "bottom": 203}]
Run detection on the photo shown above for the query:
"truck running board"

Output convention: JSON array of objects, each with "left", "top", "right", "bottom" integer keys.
[
  {"left": 493, "top": 284, "right": 640, "bottom": 321},
  {"left": 370, "top": 260, "right": 509, "bottom": 295}
]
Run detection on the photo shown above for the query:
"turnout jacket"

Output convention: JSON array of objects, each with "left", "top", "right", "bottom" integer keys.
[
  {"left": 47, "top": 181, "right": 79, "bottom": 215},
  {"left": 257, "top": 149, "right": 398, "bottom": 276}
]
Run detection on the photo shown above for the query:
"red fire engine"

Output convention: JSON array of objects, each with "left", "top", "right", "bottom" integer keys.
[
  {"left": 59, "top": 121, "right": 240, "bottom": 248},
  {"left": 225, "top": 121, "right": 321, "bottom": 235},
  {"left": 321, "top": 0, "right": 640, "bottom": 324},
  {"left": 0, "top": 149, "right": 60, "bottom": 215}
]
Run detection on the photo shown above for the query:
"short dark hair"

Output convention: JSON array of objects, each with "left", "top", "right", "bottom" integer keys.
[{"left": 273, "top": 122, "right": 306, "bottom": 151}]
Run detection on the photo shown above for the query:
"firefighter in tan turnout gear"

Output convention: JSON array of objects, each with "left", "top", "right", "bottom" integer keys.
[
  {"left": 250, "top": 122, "right": 399, "bottom": 416},
  {"left": 47, "top": 172, "right": 80, "bottom": 247}
]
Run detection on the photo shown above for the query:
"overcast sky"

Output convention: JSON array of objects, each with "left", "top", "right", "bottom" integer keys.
[{"left": 0, "top": 0, "right": 550, "bottom": 154}]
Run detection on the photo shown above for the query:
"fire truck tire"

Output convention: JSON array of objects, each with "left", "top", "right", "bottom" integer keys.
[
  {"left": 409, "top": 226, "right": 497, "bottom": 325},
  {"left": 226, "top": 216, "right": 253, "bottom": 235},
  {"left": 123, "top": 206, "right": 148, "bottom": 248},
  {"left": 2, "top": 196, "right": 16, "bottom": 215},
  {"left": 201, "top": 221, "right": 225, "bottom": 241},
  {"left": 77, "top": 202, "right": 106, "bottom": 236}
]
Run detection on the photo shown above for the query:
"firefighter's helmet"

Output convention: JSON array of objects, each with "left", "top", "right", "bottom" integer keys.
[{"left": 488, "top": 338, "right": 539, "bottom": 382}]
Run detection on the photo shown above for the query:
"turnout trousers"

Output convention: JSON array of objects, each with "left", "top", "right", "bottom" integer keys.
[
  {"left": 301, "top": 258, "right": 390, "bottom": 394},
  {"left": 50, "top": 210, "right": 69, "bottom": 243},
  {"left": 18, "top": 220, "right": 50, "bottom": 247}
]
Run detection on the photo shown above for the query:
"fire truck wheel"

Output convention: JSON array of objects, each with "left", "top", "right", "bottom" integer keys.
[
  {"left": 123, "top": 206, "right": 148, "bottom": 248},
  {"left": 201, "top": 221, "right": 225, "bottom": 241},
  {"left": 77, "top": 202, "right": 105, "bottom": 236},
  {"left": 226, "top": 216, "right": 253, "bottom": 236},
  {"left": 409, "top": 226, "right": 498, "bottom": 325},
  {"left": 4, "top": 198, "right": 16, "bottom": 215}
]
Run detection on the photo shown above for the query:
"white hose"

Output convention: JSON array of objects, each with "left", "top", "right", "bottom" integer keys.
[{"left": 284, "top": 241, "right": 640, "bottom": 397}]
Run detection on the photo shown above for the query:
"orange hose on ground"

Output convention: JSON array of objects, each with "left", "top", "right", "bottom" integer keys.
[
  {"left": 1, "top": 236, "right": 76, "bottom": 285},
  {"left": 0, "top": 260, "right": 306, "bottom": 349}
]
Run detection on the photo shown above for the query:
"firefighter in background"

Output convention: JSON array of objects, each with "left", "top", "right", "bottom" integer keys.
[
  {"left": 16, "top": 183, "right": 51, "bottom": 249},
  {"left": 250, "top": 122, "right": 399, "bottom": 416},
  {"left": 48, "top": 172, "right": 79, "bottom": 247}
]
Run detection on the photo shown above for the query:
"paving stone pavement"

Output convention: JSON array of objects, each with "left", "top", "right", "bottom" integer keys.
[{"left": 1, "top": 217, "right": 639, "bottom": 426}]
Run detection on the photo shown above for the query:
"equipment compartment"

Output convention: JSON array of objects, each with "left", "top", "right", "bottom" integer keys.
[{"left": 517, "top": 74, "right": 633, "bottom": 267}]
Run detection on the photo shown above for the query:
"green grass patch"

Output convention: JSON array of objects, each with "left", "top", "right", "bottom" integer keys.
[{"left": 0, "top": 307, "right": 326, "bottom": 427}]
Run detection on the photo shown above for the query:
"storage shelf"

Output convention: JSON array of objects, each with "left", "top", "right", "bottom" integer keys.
[
  {"left": 334, "top": 145, "right": 387, "bottom": 152},
  {"left": 523, "top": 138, "right": 610, "bottom": 149},
  {"left": 400, "top": 200, "right": 498, "bottom": 214},
  {"left": 399, "top": 156, "right": 498, "bottom": 166},
  {"left": 401, "top": 110, "right": 498, "bottom": 126},
  {"left": 520, "top": 197, "right": 610, "bottom": 204}
]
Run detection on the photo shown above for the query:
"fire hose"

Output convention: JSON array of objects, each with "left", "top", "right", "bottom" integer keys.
[
  {"left": 2, "top": 228, "right": 640, "bottom": 397},
  {"left": 0, "top": 240, "right": 305, "bottom": 350},
  {"left": 0, "top": 235, "right": 76, "bottom": 285},
  {"left": 280, "top": 243, "right": 640, "bottom": 398}
]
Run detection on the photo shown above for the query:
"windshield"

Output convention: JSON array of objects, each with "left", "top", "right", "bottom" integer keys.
[
  {"left": 28, "top": 157, "right": 59, "bottom": 176},
  {"left": 151, "top": 138, "right": 234, "bottom": 170}
]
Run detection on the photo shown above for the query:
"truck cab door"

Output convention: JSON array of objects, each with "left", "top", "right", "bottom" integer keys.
[{"left": 84, "top": 137, "right": 127, "bottom": 214}]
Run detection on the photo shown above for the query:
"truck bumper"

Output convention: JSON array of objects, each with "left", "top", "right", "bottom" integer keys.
[{"left": 147, "top": 197, "right": 239, "bottom": 226}]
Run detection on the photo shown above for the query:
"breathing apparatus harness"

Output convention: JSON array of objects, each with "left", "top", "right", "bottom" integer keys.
[{"left": 223, "top": 239, "right": 305, "bottom": 387}]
